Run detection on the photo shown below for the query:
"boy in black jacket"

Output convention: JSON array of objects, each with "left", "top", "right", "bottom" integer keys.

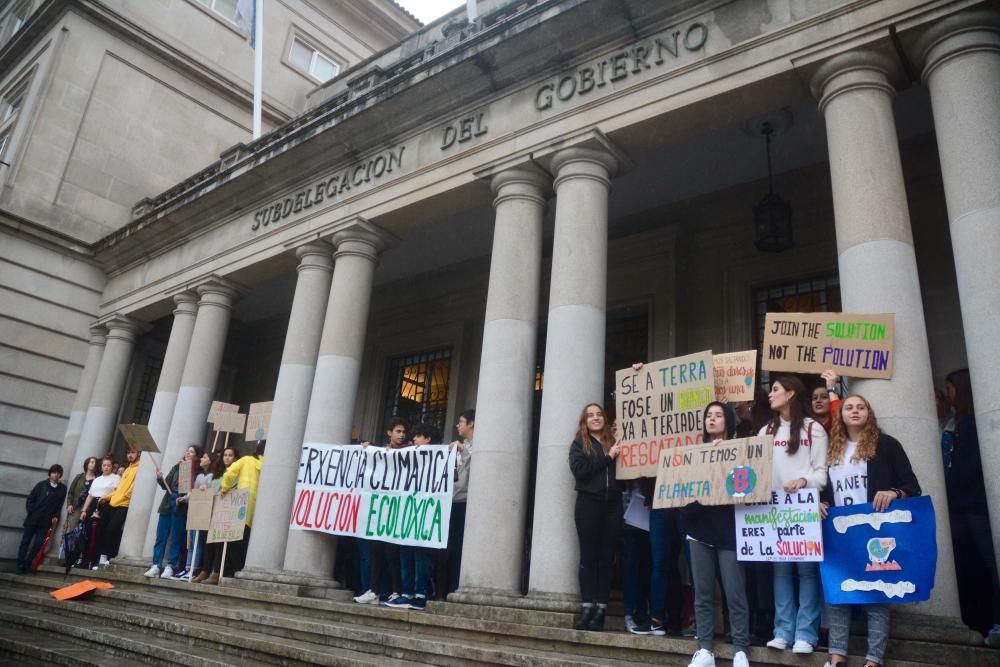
[{"left": 16, "top": 464, "right": 67, "bottom": 574}]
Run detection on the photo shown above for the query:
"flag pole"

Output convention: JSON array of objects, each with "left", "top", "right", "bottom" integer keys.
[{"left": 252, "top": 0, "right": 263, "bottom": 139}]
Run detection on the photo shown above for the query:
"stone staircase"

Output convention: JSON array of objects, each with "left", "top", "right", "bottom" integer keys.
[{"left": 0, "top": 566, "right": 994, "bottom": 667}]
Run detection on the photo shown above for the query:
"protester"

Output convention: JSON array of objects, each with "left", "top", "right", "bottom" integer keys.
[
  {"left": 198, "top": 446, "right": 240, "bottom": 585},
  {"left": 94, "top": 448, "right": 140, "bottom": 566},
  {"left": 945, "top": 369, "right": 1000, "bottom": 643},
  {"left": 144, "top": 446, "right": 198, "bottom": 579},
  {"left": 569, "top": 403, "right": 622, "bottom": 631},
  {"left": 78, "top": 456, "right": 120, "bottom": 569},
  {"left": 16, "top": 464, "right": 66, "bottom": 575},
  {"left": 443, "top": 409, "right": 474, "bottom": 595},
  {"left": 64, "top": 457, "right": 97, "bottom": 537},
  {"left": 386, "top": 422, "right": 442, "bottom": 610},
  {"left": 219, "top": 440, "right": 264, "bottom": 574},
  {"left": 811, "top": 370, "right": 841, "bottom": 434},
  {"left": 820, "top": 394, "right": 921, "bottom": 667},
  {"left": 760, "top": 375, "right": 828, "bottom": 654},
  {"left": 684, "top": 402, "right": 751, "bottom": 667},
  {"left": 179, "top": 450, "right": 216, "bottom": 580},
  {"left": 171, "top": 445, "right": 203, "bottom": 578},
  {"left": 621, "top": 478, "right": 652, "bottom": 635}
]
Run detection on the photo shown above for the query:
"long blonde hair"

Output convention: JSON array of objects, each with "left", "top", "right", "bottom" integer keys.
[
  {"left": 829, "top": 394, "right": 881, "bottom": 465},
  {"left": 576, "top": 403, "right": 614, "bottom": 456}
]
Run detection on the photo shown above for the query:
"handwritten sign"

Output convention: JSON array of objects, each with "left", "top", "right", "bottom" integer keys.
[
  {"left": 207, "top": 401, "right": 239, "bottom": 424},
  {"left": 713, "top": 350, "right": 756, "bottom": 402},
  {"left": 207, "top": 489, "right": 249, "bottom": 544},
  {"left": 652, "top": 435, "right": 773, "bottom": 509},
  {"left": 177, "top": 460, "right": 194, "bottom": 494},
  {"left": 615, "top": 351, "right": 715, "bottom": 479},
  {"left": 117, "top": 424, "right": 160, "bottom": 453},
  {"left": 290, "top": 443, "right": 457, "bottom": 548},
  {"left": 735, "top": 489, "right": 823, "bottom": 561},
  {"left": 213, "top": 411, "right": 246, "bottom": 434},
  {"left": 245, "top": 401, "right": 273, "bottom": 440},
  {"left": 821, "top": 496, "right": 936, "bottom": 604},
  {"left": 762, "top": 312, "right": 894, "bottom": 379},
  {"left": 186, "top": 488, "right": 214, "bottom": 531}
]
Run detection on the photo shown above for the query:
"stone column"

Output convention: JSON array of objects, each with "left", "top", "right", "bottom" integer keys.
[
  {"left": 527, "top": 147, "right": 617, "bottom": 605},
  {"left": 141, "top": 277, "right": 240, "bottom": 557},
  {"left": 452, "top": 166, "right": 549, "bottom": 603},
  {"left": 70, "top": 315, "right": 144, "bottom": 473},
  {"left": 59, "top": 324, "right": 107, "bottom": 473},
  {"left": 281, "top": 220, "right": 387, "bottom": 581},
  {"left": 114, "top": 292, "right": 198, "bottom": 567},
  {"left": 811, "top": 52, "right": 961, "bottom": 621},
  {"left": 241, "top": 243, "right": 334, "bottom": 578},
  {"left": 919, "top": 10, "right": 1000, "bottom": 565}
]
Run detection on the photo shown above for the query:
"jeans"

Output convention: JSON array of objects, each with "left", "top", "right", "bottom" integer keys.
[
  {"left": 689, "top": 539, "right": 750, "bottom": 653},
  {"left": 574, "top": 494, "right": 622, "bottom": 605},
  {"left": 17, "top": 524, "right": 49, "bottom": 573},
  {"left": 184, "top": 529, "right": 205, "bottom": 569},
  {"left": 773, "top": 561, "right": 821, "bottom": 645},
  {"left": 827, "top": 603, "right": 890, "bottom": 664},
  {"left": 400, "top": 545, "right": 433, "bottom": 598},
  {"left": 151, "top": 510, "right": 185, "bottom": 570},
  {"left": 621, "top": 527, "right": 650, "bottom": 619},
  {"left": 649, "top": 507, "right": 683, "bottom": 628}
]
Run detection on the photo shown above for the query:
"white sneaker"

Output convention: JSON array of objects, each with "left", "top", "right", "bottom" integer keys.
[
  {"left": 160, "top": 565, "right": 174, "bottom": 579},
  {"left": 732, "top": 651, "right": 750, "bottom": 667},
  {"left": 143, "top": 565, "right": 160, "bottom": 578},
  {"left": 766, "top": 637, "right": 788, "bottom": 650},
  {"left": 352, "top": 590, "right": 378, "bottom": 605},
  {"left": 98, "top": 555, "right": 110, "bottom": 567},
  {"left": 792, "top": 640, "right": 814, "bottom": 654},
  {"left": 687, "top": 649, "right": 716, "bottom": 667}
]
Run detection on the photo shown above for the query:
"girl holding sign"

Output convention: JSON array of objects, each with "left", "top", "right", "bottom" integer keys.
[
  {"left": 568, "top": 403, "right": 622, "bottom": 632},
  {"left": 820, "top": 395, "right": 920, "bottom": 667},
  {"left": 684, "top": 401, "right": 751, "bottom": 667},
  {"left": 760, "top": 375, "right": 828, "bottom": 654}
]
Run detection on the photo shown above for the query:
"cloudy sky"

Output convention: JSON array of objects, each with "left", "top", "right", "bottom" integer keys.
[{"left": 396, "top": 1, "right": 465, "bottom": 24}]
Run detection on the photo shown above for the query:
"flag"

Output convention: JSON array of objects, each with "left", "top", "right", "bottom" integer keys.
[{"left": 236, "top": 0, "right": 256, "bottom": 49}]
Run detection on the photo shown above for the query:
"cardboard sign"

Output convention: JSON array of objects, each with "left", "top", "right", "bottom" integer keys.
[
  {"left": 207, "top": 488, "right": 249, "bottom": 543},
  {"left": 735, "top": 489, "right": 824, "bottom": 562},
  {"left": 50, "top": 580, "right": 114, "bottom": 601},
  {"left": 290, "top": 443, "right": 457, "bottom": 548},
  {"left": 213, "top": 411, "right": 247, "bottom": 434},
  {"left": 245, "top": 401, "right": 273, "bottom": 440},
  {"left": 713, "top": 350, "right": 757, "bottom": 402},
  {"left": 615, "top": 350, "right": 715, "bottom": 479},
  {"left": 117, "top": 424, "right": 160, "bottom": 453},
  {"left": 207, "top": 401, "right": 239, "bottom": 424},
  {"left": 761, "top": 312, "right": 894, "bottom": 379},
  {"left": 177, "top": 459, "right": 194, "bottom": 494},
  {"left": 186, "top": 488, "right": 214, "bottom": 531},
  {"left": 652, "top": 435, "right": 773, "bottom": 509},
  {"left": 821, "top": 496, "right": 936, "bottom": 604}
]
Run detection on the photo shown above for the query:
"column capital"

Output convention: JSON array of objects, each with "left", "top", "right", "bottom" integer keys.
[
  {"left": 99, "top": 314, "right": 146, "bottom": 343},
  {"left": 330, "top": 218, "right": 395, "bottom": 262},
  {"left": 88, "top": 323, "right": 108, "bottom": 346},
  {"left": 490, "top": 165, "right": 551, "bottom": 209},
  {"left": 549, "top": 146, "right": 619, "bottom": 191},
  {"left": 194, "top": 276, "right": 244, "bottom": 309},
  {"left": 172, "top": 291, "right": 199, "bottom": 316},
  {"left": 294, "top": 241, "right": 335, "bottom": 273},
  {"left": 810, "top": 51, "right": 898, "bottom": 114},
  {"left": 916, "top": 9, "right": 1000, "bottom": 81}
]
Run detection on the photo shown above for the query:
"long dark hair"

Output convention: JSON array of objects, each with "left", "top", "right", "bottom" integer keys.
[
  {"left": 946, "top": 368, "right": 974, "bottom": 435},
  {"left": 207, "top": 452, "right": 225, "bottom": 479},
  {"left": 767, "top": 375, "right": 810, "bottom": 455},
  {"left": 702, "top": 401, "right": 737, "bottom": 441},
  {"left": 576, "top": 403, "right": 614, "bottom": 456}
]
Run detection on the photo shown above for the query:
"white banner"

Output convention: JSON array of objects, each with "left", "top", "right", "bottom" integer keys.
[
  {"left": 290, "top": 443, "right": 457, "bottom": 548},
  {"left": 735, "top": 489, "right": 824, "bottom": 562}
]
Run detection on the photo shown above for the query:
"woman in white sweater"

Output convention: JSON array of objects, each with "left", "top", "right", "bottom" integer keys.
[{"left": 759, "top": 375, "right": 828, "bottom": 655}]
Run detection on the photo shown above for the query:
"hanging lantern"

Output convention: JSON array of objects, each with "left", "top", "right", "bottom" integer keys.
[{"left": 753, "top": 122, "right": 794, "bottom": 252}]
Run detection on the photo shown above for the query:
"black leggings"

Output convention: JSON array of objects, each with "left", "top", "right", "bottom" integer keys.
[{"left": 574, "top": 494, "right": 622, "bottom": 605}]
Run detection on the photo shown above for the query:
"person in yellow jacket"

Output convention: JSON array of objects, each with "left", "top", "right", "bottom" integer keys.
[
  {"left": 95, "top": 448, "right": 140, "bottom": 567},
  {"left": 219, "top": 441, "right": 264, "bottom": 572}
]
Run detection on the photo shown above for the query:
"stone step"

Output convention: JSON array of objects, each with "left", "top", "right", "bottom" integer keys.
[{"left": 0, "top": 623, "right": 133, "bottom": 667}]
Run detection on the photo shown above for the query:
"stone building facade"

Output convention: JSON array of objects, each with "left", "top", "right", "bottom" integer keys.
[{"left": 3, "top": 0, "right": 1000, "bottom": 641}]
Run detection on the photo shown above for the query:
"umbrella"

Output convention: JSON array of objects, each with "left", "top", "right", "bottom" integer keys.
[
  {"left": 61, "top": 521, "right": 88, "bottom": 576},
  {"left": 30, "top": 525, "right": 54, "bottom": 573}
]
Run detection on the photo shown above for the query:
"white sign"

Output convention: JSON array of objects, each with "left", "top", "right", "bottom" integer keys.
[{"left": 735, "top": 489, "right": 824, "bottom": 562}]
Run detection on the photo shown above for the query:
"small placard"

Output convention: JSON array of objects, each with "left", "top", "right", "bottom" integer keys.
[{"left": 245, "top": 401, "right": 273, "bottom": 440}]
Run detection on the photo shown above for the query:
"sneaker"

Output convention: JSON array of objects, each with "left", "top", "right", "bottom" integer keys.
[
  {"left": 381, "top": 592, "right": 401, "bottom": 607},
  {"left": 98, "top": 555, "right": 110, "bottom": 567},
  {"left": 792, "top": 640, "right": 814, "bottom": 654},
  {"left": 732, "top": 651, "right": 750, "bottom": 667},
  {"left": 91, "top": 565, "right": 99, "bottom": 571},
  {"left": 682, "top": 623, "right": 697, "bottom": 637},
  {"left": 766, "top": 637, "right": 788, "bottom": 650},
  {"left": 385, "top": 594, "right": 412, "bottom": 609},
  {"left": 353, "top": 590, "right": 378, "bottom": 605},
  {"left": 408, "top": 596, "right": 426, "bottom": 610},
  {"left": 646, "top": 619, "right": 666, "bottom": 636},
  {"left": 687, "top": 648, "right": 716, "bottom": 667},
  {"left": 627, "top": 618, "right": 653, "bottom": 636},
  {"left": 160, "top": 566, "right": 174, "bottom": 579},
  {"left": 143, "top": 565, "right": 160, "bottom": 578},
  {"left": 173, "top": 570, "right": 188, "bottom": 580}
]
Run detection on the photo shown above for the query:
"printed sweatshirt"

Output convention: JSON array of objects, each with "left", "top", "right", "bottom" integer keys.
[{"left": 760, "top": 417, "right": 828, "bottom": 491}]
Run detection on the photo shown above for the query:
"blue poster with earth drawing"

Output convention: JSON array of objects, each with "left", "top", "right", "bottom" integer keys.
[{"left": 820, "top": 496, "right": 937, "bottom": 605}]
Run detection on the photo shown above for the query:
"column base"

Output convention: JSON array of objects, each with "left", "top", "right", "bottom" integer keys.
[
  {"left": 107, "top": 555, "right": 150, "bottom": 574},
  {"left": 520, "top": 589, "right": 580, "bottom": 613},
  {"left": 448, "top": 586, "right": 526, "bottom": 608},
  {"left": 233, "top": 566, "right": 348, "bottom": 600},
  {"left": 890, "top": 610, "right": 982, "bottom": 645}
]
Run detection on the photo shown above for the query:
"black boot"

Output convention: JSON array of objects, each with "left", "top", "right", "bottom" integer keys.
[
  {"left": 586, "top": 606, "right": 606, "bottom": 631},
  {"left": 574, "top": 605, "right": 595, "bottom": 630}
]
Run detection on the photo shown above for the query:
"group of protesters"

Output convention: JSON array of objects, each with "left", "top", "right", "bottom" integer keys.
[{"left": 569, "top": 366, "right": 996, "bottom": 667}]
